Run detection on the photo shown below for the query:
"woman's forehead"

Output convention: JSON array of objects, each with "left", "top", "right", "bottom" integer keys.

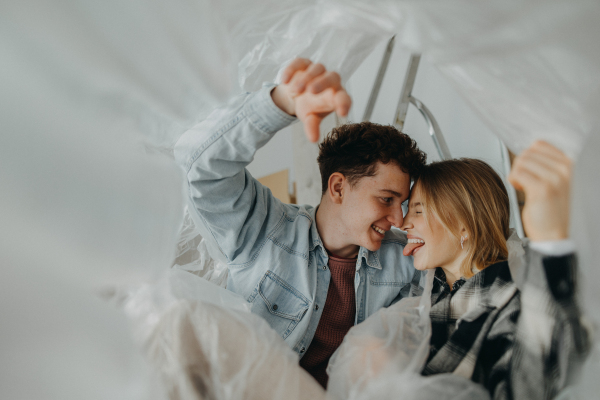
[{"left": 408, "top": 184, "right": 424, "bottom": 206}]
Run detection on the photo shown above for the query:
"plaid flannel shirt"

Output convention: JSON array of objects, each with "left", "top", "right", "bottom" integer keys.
[{"left": 420, "top": 249, "right": 590, "bottom": 400}]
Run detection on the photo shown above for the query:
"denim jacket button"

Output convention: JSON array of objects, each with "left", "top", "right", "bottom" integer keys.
[
  {"left": 314, "top": 304, "right": 319, "bottom": 311},
  {"left": 322, "top": 265, "right": 327, "bottom": 270},
  {"left": 272, "top": 304, "right": 278, "bottom": 311},
  {"left": 300, "top": 347, "right": 306, "bottom": 353}
]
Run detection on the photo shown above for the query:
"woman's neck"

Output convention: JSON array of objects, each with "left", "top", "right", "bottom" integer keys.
[
  {"left": 441, "top": 266, "right": 462, "bottom": 287},
  {"left": 440, "top": 254, "right": 474, "bottom": 287}
]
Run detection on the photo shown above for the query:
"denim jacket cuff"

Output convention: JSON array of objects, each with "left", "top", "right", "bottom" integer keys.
[{"left": 245, "top": 84, "right": 297, "bottom": 135}]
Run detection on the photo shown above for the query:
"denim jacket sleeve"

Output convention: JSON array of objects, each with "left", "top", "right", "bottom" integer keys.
[{"left": 174, "top": 85, "right": 297, "bottom": 266}]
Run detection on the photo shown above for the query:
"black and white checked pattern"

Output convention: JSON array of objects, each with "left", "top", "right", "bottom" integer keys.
[{"left": 417, "top": 250, "right": 590, "bottom": 400}]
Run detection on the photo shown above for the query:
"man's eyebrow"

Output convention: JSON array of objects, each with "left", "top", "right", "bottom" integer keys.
[{"left": 379, "top": 189, "right": 403, "bottom": 197}]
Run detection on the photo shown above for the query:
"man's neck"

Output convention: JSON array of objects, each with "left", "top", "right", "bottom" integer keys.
[{"left": 315, "top": 200, "right": 360, "bottom": 258}]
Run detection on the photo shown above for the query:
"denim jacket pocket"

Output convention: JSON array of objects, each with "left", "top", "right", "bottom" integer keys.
[{"left": 250, "top": 270, "right": 310, "bottom": 339}]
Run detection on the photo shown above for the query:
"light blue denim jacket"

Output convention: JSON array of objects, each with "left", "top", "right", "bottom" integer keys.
[{"left": 174, "top": 85, "right": 419, "bottom": 357}]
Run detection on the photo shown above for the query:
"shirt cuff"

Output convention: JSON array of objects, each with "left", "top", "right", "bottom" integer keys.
[
  {"left": 529, "top": 239, "right": 575, "bottom": 257},
  {"left": 244, "top": 84, "right": 297, "bottom": 135}
]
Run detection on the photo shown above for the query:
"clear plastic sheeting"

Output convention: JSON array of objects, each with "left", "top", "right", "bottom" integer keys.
[
  {"left": 237, "top": 0, "right": 600, "bottom": 158},
  {"left": 2, "top": 0, "right": 600, "bottom": 398},
  {"left": 172, "top": 207, "right": 229, "bottom": 288},
  {"left": 327, "top": 270, "right": 434, "bottom": 399},
  {"left": 326, "top": 270, "right": 490, "bottom": 400},
  {"left": 332, "top": 373, "right": 490, "bottom": 400},
  {"left": 122, "top": 269, "right": 327, "bottom": 400}
]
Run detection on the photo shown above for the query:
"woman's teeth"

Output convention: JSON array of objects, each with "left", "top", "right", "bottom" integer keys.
[
  {"left": 407, "top": 238, "right": 425, "bottom": 244},
  {"left": 372, "top": 225, "right": 385, "bottom": 235}
]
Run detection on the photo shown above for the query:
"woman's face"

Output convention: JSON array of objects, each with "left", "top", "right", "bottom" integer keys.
[{"left": 401, "top": 185, "right": 464, "bottom": 272}]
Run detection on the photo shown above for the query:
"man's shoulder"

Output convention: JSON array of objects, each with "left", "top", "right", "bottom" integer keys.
[{"left": 267, "top": 203, "right": 320, "bottom": 250}]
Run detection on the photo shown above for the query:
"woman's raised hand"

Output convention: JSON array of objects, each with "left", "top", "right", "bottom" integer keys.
[
  {"left": 271, "top": 58, "right": 352, "bottom": 143},
  {"left": 508, "top": 141, "right": 573, "bottom": 241}
]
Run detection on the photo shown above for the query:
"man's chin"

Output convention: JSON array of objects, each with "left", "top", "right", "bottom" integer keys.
[{"left": 363, "top": 241, "right": 382, "bottom": 252}]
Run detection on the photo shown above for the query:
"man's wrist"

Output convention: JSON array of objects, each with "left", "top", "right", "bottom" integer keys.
[{"left": 270, "top": 85, "right": 296, "bottom": 116}]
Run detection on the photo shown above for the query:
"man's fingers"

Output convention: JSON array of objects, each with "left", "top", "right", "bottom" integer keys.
[
  {"left": 303, "top": 114, "right": 321, "bottom": 143},
  {"left": 335, "top": 90, "right": 352, "bottom": 117},
  {"left": 281, "top": 58, "right": 312, "bottom": 84},
  {"left": 309, "top": 71, "right": 342, "bottom": 94},
  {"left": 290, "top": 63, "right": 326, "bottom": 93}
]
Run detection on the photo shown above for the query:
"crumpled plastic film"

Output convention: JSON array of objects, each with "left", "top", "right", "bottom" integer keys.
[
  {"left": 3, "top": 0, "right": 600, "bottom": 398},
  {"left": 337, "top": 373, "right": 491, "bottom": 400},
  {"left": 236, "top": 0, "right": 600, "bottom": 157},
  {"left": 327, "top": 270, "right": 490, "bottom": 400},
  {"left": 122, "top": 269, "right": 328, "bottom": 400},
  {"left": 506, "top": 229, "right": 527, "bottom": 288},
  {"left": 230, "top": 0, "right": 396, "bottom": 91},
  {"left": 327, "top": 270, "right": 430, "bottom": 398},
  {"left": 172, "top": 207, "right": 229, "bottom": 288}
]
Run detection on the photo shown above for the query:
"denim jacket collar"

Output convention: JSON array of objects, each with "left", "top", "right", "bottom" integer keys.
[{"left": 306, "top": 206, "right": 382, "bottom": 270}]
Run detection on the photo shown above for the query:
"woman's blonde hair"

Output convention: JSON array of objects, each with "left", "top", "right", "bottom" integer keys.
[{"left": 414, "top": 158, "right": 510, "bottom": 278}]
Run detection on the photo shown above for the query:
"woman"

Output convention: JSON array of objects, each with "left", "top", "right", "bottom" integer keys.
[{"left": 328, "top": 142, "right": 590, "bottom": 400}]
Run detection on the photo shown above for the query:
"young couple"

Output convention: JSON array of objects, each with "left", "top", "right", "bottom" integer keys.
[{"left": 170, "top": 59, "right": 589, "bottom": 399}]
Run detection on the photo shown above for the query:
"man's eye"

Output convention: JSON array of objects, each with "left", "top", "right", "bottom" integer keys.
[{"left": 381, "top": 197, "right": 393, "bottom": 204}]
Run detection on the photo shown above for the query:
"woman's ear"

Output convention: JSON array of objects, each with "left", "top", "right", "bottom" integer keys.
[
  {"left": 459, "top": 226, "right": 469, "bottom": 249},
  {"left": 327, "top": 172, "right": 345, "bottom": 204}
]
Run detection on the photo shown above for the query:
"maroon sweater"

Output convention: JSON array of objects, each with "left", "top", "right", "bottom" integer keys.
[{"left": 299, "top": 253, "right": 357, "bottom": 388}]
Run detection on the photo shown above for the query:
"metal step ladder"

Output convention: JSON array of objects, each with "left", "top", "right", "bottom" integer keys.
[{"left": 362, "top": 36, "right": 524, "bottom": 237}]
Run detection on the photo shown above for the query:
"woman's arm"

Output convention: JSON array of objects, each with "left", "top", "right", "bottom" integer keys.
[{"left": 483, "top": 141, "right": 592, "bottom": 399}]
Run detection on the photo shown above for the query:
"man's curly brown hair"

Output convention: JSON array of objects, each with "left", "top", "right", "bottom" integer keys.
[{"left": 317, "top": 122, "right": 427, "bottom": 194}]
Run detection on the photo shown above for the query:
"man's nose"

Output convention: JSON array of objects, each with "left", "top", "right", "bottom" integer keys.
[{"left": 388, "top": 205, "right": 404, "bottom": 228}]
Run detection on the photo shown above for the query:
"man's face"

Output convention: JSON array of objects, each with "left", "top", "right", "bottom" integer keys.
[{"left": 340, "top": 162, "right": 411, "bottom": 252}]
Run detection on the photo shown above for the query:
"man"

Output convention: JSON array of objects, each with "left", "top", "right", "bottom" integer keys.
[{"left": 174, "top": 59, "right": 426, "bottom": 388}]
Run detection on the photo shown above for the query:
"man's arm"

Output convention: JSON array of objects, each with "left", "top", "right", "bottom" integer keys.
[{"left": 174, "top": 59, "right": 350, "bottom": 265}]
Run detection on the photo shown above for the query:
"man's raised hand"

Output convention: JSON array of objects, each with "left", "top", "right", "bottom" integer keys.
[
  {"left": 508, "top": 141, "right": 573, "bottom": 241},
  {"left": 271, "top": 58, "right": 352, "bottom": 143}
]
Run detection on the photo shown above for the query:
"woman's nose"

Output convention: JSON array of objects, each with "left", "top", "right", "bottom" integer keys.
[{"left": 400, "top": 214, "right": 413, "bottom": 231}]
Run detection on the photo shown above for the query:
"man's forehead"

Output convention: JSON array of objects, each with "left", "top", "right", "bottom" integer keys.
[
  {"left": 377, "top": 188, "right": 410, "bottom": 201},
  {"left": 378, "top": 188, "right": 404, "bottom": 197}
]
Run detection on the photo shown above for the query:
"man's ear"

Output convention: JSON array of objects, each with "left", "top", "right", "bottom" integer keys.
[{"left": 327, "top": 172, "right": 345, "bottom": 204}]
